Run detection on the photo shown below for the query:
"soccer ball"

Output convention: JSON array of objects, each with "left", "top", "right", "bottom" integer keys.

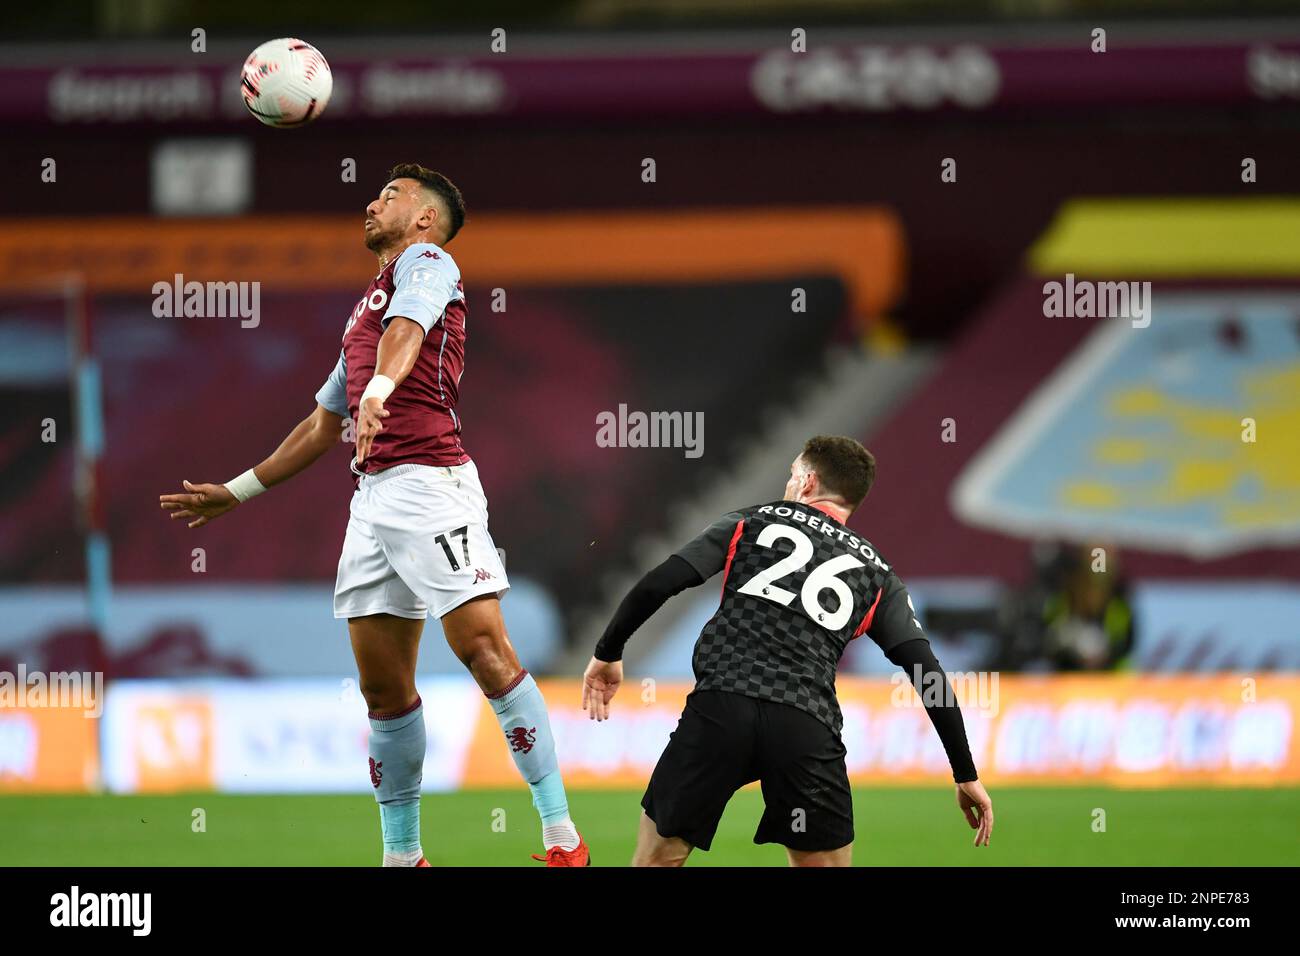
[{"left": 240, "top": 38, "right": 332, "bottom": 128}]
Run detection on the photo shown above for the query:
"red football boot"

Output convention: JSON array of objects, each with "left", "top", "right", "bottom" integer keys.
[
  {"left": 415, "top": 857, "right": 431, "bottom": 867},
  {"left": 531, "top": 835, "right": 590, "bottom": 867}
]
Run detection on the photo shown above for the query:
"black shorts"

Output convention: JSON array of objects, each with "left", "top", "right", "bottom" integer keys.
[{"left": 642, "top": 689, "right": 853, "bottom": 853}]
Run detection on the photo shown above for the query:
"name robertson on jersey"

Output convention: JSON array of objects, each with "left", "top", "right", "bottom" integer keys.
[{"left": 755, "top": 504, "right": 890, "bottom": 572}]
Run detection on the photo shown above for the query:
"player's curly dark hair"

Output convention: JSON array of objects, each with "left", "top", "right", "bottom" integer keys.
[
  {"left": 388, "top": 163, "right": 467, "bottom": 243},
  {"left": 801, "top": 435, "right": 876, "bottom": 509}
]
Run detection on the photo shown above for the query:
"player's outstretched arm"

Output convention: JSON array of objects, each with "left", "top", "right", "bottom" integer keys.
[
  {"left": 158, "top": 403, "right": 344, "bottom": 528},
  {"left": 885, "top": 636, "right": 993, "bottom": 847},
  {"left": 583, "top": 555, "right": 705, "bottom": 721},
  {"left": 867, "top": 574, "right": 993, "bottom": 847}
]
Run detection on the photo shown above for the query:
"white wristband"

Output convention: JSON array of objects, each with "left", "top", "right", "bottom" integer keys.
[
  {"left": 225, "top": 468, "right": 267, "bottom": 503},
  {"left": 361, "top": 374, "right": 396, "bottom": 404}
]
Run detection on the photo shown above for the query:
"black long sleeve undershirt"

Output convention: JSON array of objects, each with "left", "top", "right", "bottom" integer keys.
[
  {"left": 886, "top": 637, "right": 979, "bottom": 783},
  {"left": 594, "top": 555, "right": 703, "bottom": 663},
  {"left": 592, "top": 557, "right": 979, "bottom": 784}
]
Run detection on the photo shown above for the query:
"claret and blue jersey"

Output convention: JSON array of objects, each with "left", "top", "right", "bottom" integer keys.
[{"left": 315, "top": 241, "right": 470, "bottom": 472}]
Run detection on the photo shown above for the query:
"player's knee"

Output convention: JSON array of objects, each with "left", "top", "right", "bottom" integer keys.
[
  {"left": 358, "top": 677, "right": 416, "bottom": 716},
  {"left": 633, "top": 830, "right": 691, "bottom": 867},
  {"left": 635, "top": 844, "right": 689, "bottom": 867},
  {"left": 788, "top": 844, "right": 852, "bottom": 867},
  {"left": 458, "top": 632, "right": 515, "bottom": 688}
]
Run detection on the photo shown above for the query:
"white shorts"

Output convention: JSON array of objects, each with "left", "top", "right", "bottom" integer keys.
[{"left": 333, "top": 460, "right": 510, "bottom": 621}]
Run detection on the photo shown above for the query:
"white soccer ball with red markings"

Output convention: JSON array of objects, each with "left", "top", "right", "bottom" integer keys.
[{"left": 240, "top": 38, "right": 332, "bottom": 128}]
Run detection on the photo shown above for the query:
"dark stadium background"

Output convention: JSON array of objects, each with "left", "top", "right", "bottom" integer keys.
[{"left": 0, "top": 0, "right": 1297, "bottom": 867}]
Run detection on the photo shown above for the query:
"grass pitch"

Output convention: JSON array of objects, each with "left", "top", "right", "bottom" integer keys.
[{"left": 1, "top": 787, "right": 1295, "bottom": 866}]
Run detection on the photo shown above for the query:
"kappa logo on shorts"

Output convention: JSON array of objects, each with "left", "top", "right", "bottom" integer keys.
[
  {"left": 369, "top": 757, "right": 383, "bottom": 788},
  {"left": 473, "top": 568, "right": 495, "bottom": 583},
  {"left": 506, "top": 726, "right": 536, "bottom": 755}
]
